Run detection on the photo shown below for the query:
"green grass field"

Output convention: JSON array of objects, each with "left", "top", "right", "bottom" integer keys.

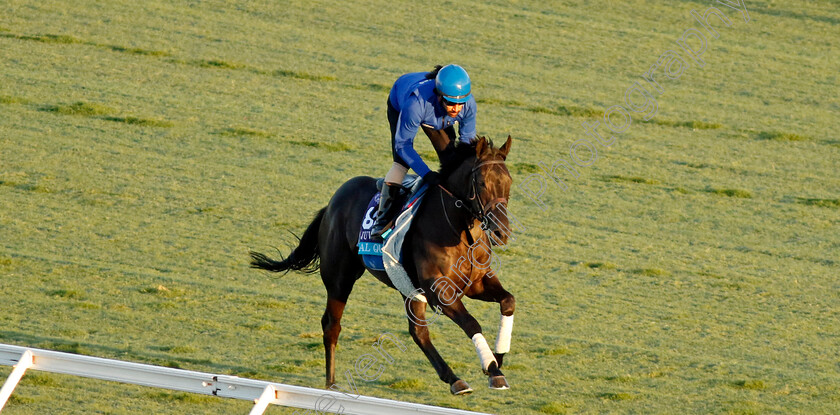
[{"left": 1, "top": 0, "right": 838, "bottom": 413}]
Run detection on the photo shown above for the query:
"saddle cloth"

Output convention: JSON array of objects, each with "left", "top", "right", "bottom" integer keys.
[{"left": 357, "top": 176, "right": 428, "bottom": 302}]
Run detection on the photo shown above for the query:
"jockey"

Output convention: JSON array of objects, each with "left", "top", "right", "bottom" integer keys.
[{"left": 371, "top": 64, "right": 477, "bottom": 239}]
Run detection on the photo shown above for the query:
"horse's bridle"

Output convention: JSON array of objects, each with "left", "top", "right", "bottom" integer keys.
[{"left": 438, "top": 158, "right": 509, "bottom": 238}]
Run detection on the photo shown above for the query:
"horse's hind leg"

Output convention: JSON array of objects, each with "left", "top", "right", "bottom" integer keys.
[
  {"left": 404, "top": 298, "right": 473, "bottom": 395},
  {"left": 320, "top": 258, "right": 364, "bottom": 389},
  {"left": 322, "top": 297, "right": 346, "bottom": 388}
]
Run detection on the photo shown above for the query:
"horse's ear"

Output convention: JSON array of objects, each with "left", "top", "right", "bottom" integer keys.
[
  {"left": 475, "top": 136, "right": 488, "bottom": 157},
  {"left": 499, "top": 135, "right": 512, "bottom": 160}
]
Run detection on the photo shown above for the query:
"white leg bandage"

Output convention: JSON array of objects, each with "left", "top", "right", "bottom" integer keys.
[
  {"left": 495, "top": 314, "right": 514, "bottom": 354},
  {"left": 471, "top": 333, "right": 497, "bottom": 371}
]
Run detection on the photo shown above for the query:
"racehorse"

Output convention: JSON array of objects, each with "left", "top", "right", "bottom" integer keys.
[{"left": 249, "top": 135, "right": 516, "bottom": 395}]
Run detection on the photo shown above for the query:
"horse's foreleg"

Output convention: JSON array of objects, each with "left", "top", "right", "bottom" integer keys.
[
  {"left": 494, "top": 314, "right": 514, "bottom": 369},
  {"left": 439, "top": 299, "right": 509, "bottom": 390},
  {"left": 466, "top": 275, "right": 515, "bottom": 369},
  {"left": 404, "top": 298, "right": 472, "bottom": 395}
]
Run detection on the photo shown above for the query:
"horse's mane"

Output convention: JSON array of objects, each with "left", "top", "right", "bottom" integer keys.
[{"left": 439, "top": 137, "right": 497, "bottom": 179}]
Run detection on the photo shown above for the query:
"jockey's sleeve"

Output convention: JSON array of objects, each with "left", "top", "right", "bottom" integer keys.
[
  {"left": 394, "top": 97, "right": 432, "bottom": 177},
  {"left": 458, "top": 97, "right": 477, "bottom": 144}
]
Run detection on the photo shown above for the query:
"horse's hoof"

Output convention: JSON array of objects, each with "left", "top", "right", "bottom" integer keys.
[
  {"left": 488, "top": 375, "right": 510, "bottom": 390},
  {"left": 450, "top": 379, "right": 474, "bottom": 395}
]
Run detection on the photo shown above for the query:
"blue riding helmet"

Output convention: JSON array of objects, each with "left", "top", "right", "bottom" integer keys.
[{"left": 435, "top": 64, "right": 472, "bottom": 104}]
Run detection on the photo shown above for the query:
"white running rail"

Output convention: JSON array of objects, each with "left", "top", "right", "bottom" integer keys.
[{"left": 0, "top": 343, "right": 490, "bottom": 415}]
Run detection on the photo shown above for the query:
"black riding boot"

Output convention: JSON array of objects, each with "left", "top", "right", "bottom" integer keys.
[{"left": 371, "top": 183, "right": 403, "bottom": 240}]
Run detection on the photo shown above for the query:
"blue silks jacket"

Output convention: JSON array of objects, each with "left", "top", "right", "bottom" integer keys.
[{"left": 389, "top": 72, "right": 477, "bottom": 177}]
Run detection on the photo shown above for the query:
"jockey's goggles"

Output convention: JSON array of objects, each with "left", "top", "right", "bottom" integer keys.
[{"left": 442, "top": 98, "right": 463, "bottom": 107}]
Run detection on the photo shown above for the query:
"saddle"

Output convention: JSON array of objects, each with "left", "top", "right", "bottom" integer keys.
[
  {"left": 375, "top": 175, "right": 422, "bottom": 193},
  {"left": 357, "top": 175, "right": 425, "bottom": 271}
]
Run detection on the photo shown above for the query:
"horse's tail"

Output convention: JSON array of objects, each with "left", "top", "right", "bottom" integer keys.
[{"left": 249, "top": 207, "right": 326, "bottom": 274}]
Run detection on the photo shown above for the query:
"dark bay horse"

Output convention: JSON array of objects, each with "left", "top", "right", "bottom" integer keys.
[{"left": 249, "top": 136, "right": 516, "bottom": 395}]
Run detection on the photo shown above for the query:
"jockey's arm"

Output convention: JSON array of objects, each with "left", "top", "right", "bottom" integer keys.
[
  {"left": 394, "top": 98, "right": 432, "bottom": 177},
  {"left": 457, "top": 96, "right": 478, "bottom": 144}
]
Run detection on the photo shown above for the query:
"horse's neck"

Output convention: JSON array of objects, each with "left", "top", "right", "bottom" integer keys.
[{"left": 422, "top": 184, "right": 483, "bottom": 246}]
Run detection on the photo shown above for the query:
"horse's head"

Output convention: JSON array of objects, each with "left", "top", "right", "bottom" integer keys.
[{"left": 440, "top": 136, "right": 513, "bottom": 245}]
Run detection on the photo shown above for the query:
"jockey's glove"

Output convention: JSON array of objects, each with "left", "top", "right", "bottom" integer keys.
[{"left": 422, "top": 171, "right": 441, "bottom": 187}]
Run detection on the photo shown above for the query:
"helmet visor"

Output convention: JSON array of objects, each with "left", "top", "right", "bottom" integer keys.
[{"left": 441, "top": 93, "right": 471, "bottom": 104}]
